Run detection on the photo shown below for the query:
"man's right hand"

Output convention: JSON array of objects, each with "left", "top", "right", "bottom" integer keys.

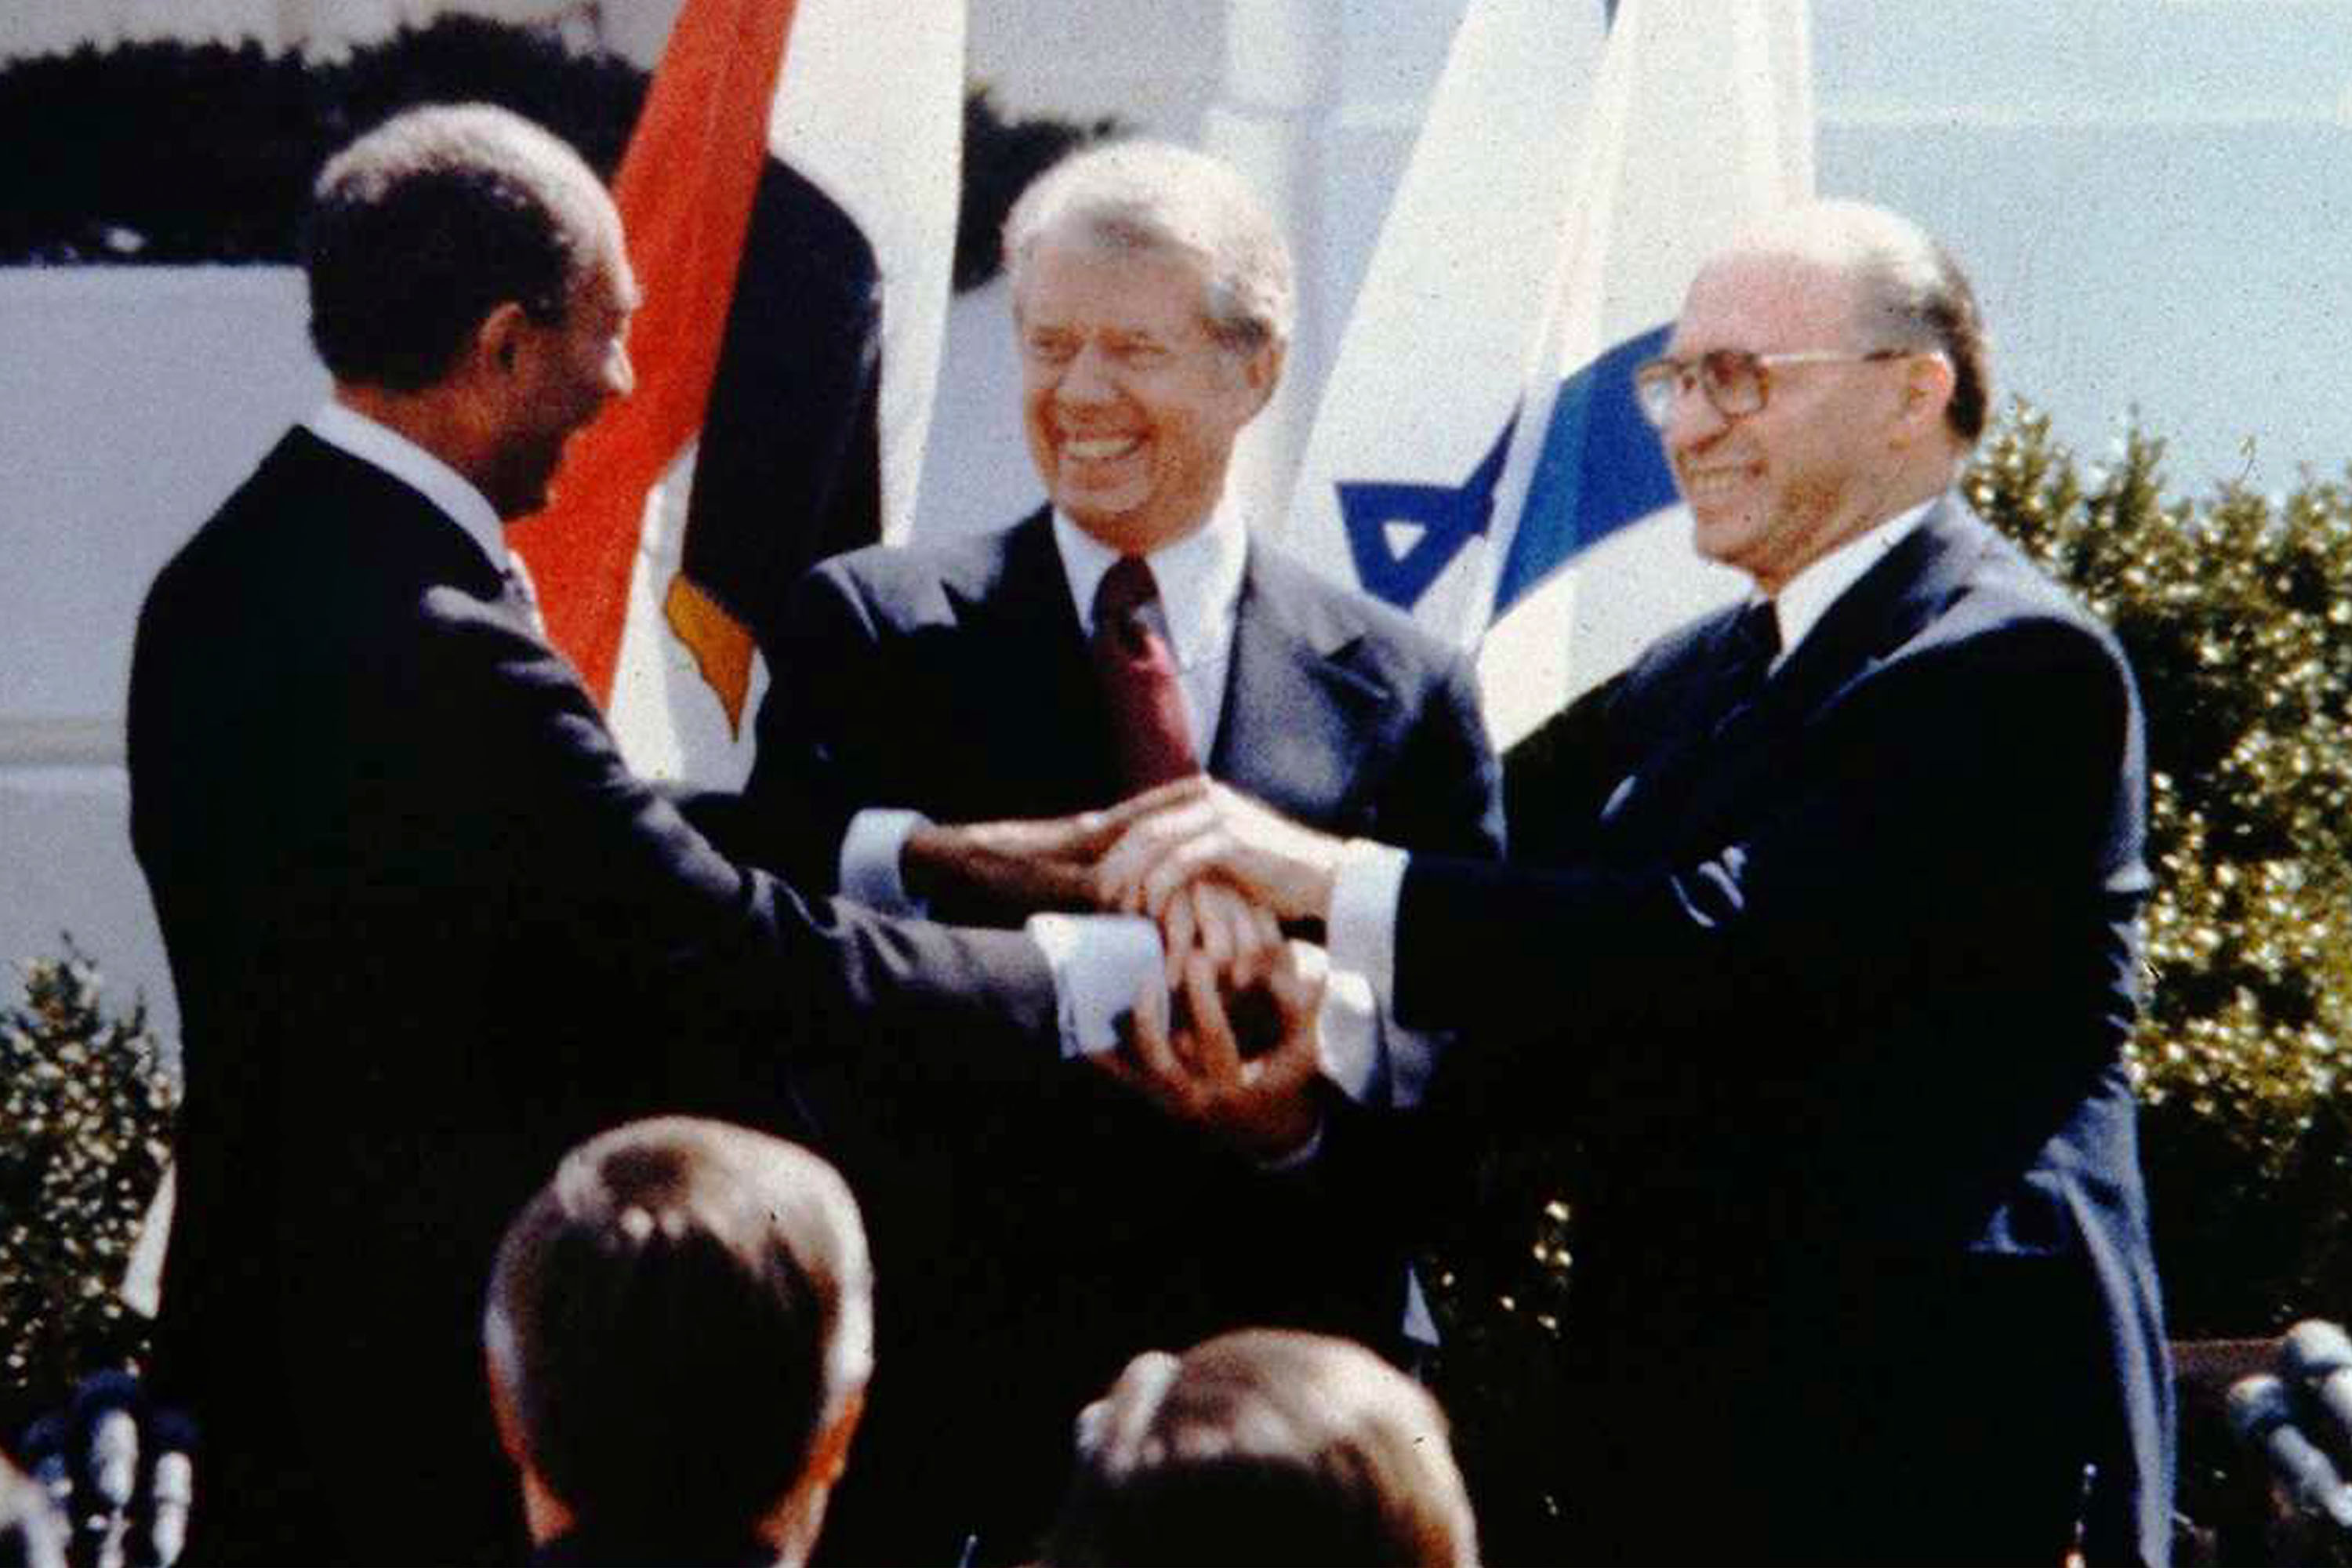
[{"left": 902, "top": 811, "right": 1129, "bottom": 915}]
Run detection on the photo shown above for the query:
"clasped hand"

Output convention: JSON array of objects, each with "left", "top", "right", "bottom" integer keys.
[{"left": 902, "top": 776, "right": 1348, "bottom": 1160}]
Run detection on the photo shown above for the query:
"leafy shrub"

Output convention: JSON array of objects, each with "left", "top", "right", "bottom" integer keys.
[{"left": 0, "top": 942, "right": 178, "bottom": 1433}]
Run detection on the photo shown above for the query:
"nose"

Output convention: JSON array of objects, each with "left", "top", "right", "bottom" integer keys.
[
  {"left": 1662, "top": 373, "right": 1728, "bottom": 454},
  {"left": 604, "top": 339, "right": 636, "bottom": 400},
  {"left": 1054, "top": 339, "right": 1119, "bottom": 407}
]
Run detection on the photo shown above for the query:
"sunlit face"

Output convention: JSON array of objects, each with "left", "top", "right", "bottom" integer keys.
[
  {"left": 1014, "top": 236, "right": 1276, "bottom": 554},
  {"left": 1661, "top": 251, "right": 1910, "bottom": 596},
  {"left": 486, "top": 238, "right": 639, "bottom": 520}
]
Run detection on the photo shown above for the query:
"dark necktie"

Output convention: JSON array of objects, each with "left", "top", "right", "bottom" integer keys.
[
  {"left": 1091, "top": 555, "right": 1199, "bottom": 789},
  {"left": 1714, "top": 597, "right": 1781, "bottom": 726}
]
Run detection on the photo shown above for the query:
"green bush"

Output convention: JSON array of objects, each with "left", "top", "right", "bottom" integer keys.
[
  {"left": 0, "top": 24, "right": 1112, "bottom": 290},
  {"left": 1973, "top": 408, "right": 2352, "bottom": 1337},
  {"left": 0, "top": 942, "right": 178, "bottom": 1432}
]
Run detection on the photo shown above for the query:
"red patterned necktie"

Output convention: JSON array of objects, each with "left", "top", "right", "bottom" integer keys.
[{"left": 1091, "top": 555, "right": 1200, "bottom": 789}]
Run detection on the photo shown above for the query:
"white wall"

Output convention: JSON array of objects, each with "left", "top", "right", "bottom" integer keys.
[{"left": 2, "top": 268, "right": 326, "bottom": 1039}]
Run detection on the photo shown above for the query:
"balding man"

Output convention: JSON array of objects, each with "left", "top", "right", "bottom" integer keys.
[{"left": 1102, "top": 202, "right": 2173, "bottom": 1566}]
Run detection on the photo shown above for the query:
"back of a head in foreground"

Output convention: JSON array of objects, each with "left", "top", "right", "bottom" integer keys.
[
  {"left": 484, "top": 1116, "right": 873, "bottom": 1549},
  {"left": 1042, "top": 1329, "right": 1479, "bottom": 1568},
  {"left": 0, "top": 1457, "right": 65, "bottom": 1568}
]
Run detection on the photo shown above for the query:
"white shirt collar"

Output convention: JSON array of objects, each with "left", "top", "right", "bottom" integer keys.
[
  {"left": 1051, "top": 497, "right": 1249, "bottom": 672},
  {"left": 303, "top": 400, "right": 510, "bottom": 572},
  {"left": 1766, "top": 495, "right": 1939, "bottom": 662}
]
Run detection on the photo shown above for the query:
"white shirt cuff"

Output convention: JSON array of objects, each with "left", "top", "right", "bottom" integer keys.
[
  {"left": 1309, "top": 948, "right": 1383, "bottom": 1106},
  {"left": 840, "top": 807, "right": 928, "bottom": 914},
  {"left": 1026, "top": 912, "right": 1165, "bottom": 1058},
  {"left": 1327, "top": 838, "right": 1408, "bottom": 1013}
]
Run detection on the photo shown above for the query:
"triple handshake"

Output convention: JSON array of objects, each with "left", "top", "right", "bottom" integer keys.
[
  {"left": 902, "top": 774, "right": 1358, "bottom": 1161},
  {"left": 127, "top": 99, "right": 2173, "bottom": 1568}
]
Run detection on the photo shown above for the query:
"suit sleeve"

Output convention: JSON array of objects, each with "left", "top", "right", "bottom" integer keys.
[
  {"left": 1368, "top": 644, "right": 1508, "bottom": 862},
  {"left": 423, "top": 587, "right": 1058, "bottom": 1102},
  {"left": 733, "top": 560, "right": 898, "bottom": 891},
  {"left": 1396, "top": 615, "right": 2143, "bottom": 1099}
]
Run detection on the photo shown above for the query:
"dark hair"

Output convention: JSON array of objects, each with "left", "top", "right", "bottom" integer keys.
[
  {"left": 485, "top": 1117, "right": 871, "bottom": 1544},
  {"left": 1044, "top": 1330, "right": 1479, "bottom": 1568},
  {"left": 302, "top": 102, "right": 610, "bottom": 391}
]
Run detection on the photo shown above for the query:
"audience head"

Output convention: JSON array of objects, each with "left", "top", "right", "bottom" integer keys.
[
  {"left": 1002, "top": 140, "right": 1294, "bottom": 554},
  {"left": 303, "top": 103, "right": 638, "bottom": 517},
  {"left": 1647, "top": 199, "right": 1987, "bottom": 595},
  {"left": 483, "top": 1117, "right": 872, "bottom": 1565},
  {"left": 1042, "top": 1329, "right": 1479, "bottom": 1568},
  {"left": 0, "top": 1455, "right": 65, "bottom": 1568}
]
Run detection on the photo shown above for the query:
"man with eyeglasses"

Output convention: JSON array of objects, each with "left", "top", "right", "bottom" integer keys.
[{"left": 1097, "top": 201, "right": 2174, "bottom": 1566}]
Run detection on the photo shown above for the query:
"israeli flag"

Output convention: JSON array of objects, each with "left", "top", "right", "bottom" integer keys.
[{"left": 1285, "top": 0, "right": 1813, "bottom": 748}]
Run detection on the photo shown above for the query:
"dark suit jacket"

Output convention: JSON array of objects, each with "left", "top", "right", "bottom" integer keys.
[
  {"left": 125, "top": 430, "right": 1058, "bottom": 1568},
  {"left": 735, "top": 506, "right": 1504, "bottom": 1563},
  {"left": 1410, "top": 498, "right": 2172, "bottom": 1566}
]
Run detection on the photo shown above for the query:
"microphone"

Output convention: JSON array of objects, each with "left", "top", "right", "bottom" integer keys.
[
  {"left": 141, "top": 1411, "right": 197, "bottom": 1568},
  {"left": 2282, "top": 1319, "right": 2352, "bottom": 1445},
  {"left": 2229, "top": 1373, "right": 2352, "bottom": 1530}
]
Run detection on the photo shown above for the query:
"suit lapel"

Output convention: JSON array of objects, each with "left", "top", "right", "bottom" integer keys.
[
  {"left": 1603, "top": 495, "right": 1987, "bottom": 848},
  {"left": 965, "top": 507, "right": 1128, "bottom": 811},
  {"left": 1210, "top": 545, "right": 1385, "bottom": 823}
]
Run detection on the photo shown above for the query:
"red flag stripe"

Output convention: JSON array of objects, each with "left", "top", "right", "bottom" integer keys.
[{"left": 507, "top": 0, "right": 801, "bottom": 703}]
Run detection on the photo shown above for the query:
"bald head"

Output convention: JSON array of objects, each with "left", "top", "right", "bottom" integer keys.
[
  {"left": 1719, "top": 200, "right": 1991, "bottom": 444},
  {"left": 1653, "top": 201, "right": 1986, "bottom": 595}
]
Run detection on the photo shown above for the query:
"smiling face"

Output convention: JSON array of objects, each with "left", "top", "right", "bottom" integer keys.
[
  {"left": 1661, "top": 250, "right": 1914, "bottom": 597},
  {"left": 1014, "top": 235, "right": 1277, "bottom": 554},
  {"left": 483, "top": 232, "right": 640, "bottom": 521}
]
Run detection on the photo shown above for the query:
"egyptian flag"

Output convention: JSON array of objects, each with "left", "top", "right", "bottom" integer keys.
[
  {"left": 509, "top": 0, "right": 961, "bottom": 784},
  {"left": 1281, "top": 0, "right": 1813, "bottom": 747}
]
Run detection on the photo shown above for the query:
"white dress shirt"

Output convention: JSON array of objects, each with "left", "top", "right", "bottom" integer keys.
[{"left": 1326, "top": 496, "right": 1943, "bottom": 1009}]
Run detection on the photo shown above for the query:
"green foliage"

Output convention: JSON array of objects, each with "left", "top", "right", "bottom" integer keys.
[
  {"left": 1970, "top": 406, "right": 2352, "bottom": 1335},
  {"left": 0, "top": 25, "right": 1120, "bottom": 292},
  {"left": 0, "top": 942, "right": 178, "bottom": 1426},
  {"left": 0, "top": 19, "right": 644, "bottom": 264}
]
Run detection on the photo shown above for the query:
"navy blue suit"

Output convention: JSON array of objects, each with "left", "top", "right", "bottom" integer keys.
[
  {"left": 739, "top": 506, "right": 1504, "bottom": 1563},
  {"left": 127, "top": 430, "right": 1058, "bottom": 1567},
  {"left": 1413, "top": 498, "right": 2172, "bottom": 1566}
]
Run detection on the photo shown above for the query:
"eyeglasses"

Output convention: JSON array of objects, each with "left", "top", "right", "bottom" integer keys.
[{"left": 1632, "top": 347, "right": 1908, "bottom": 428}]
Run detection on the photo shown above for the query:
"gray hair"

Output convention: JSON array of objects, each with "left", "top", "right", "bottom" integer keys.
[
  {"left": 1738, "top": 200, "right": 1992, "bottom": 444},
  {"left": 1003, "top": 140, "right": 1297, "bottom": 354}
]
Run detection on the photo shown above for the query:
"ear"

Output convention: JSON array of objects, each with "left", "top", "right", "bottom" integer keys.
[
  {"left": 1236, "top": 339, "right": 1283, "bottom": 419},
  {"left": 472, "top": 300, "right": 533, "bottom": 377},
  {"left": 1891, "top": 350, "right": 1956, "bottom": 447}
]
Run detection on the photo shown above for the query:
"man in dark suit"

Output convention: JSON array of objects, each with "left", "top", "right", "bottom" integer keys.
[
  {"left": 1101, "top": 201, "right": 2174, "bottom": 1566},
  {"left": 126, "top": 106, "right": 1306, "bottom": 1568},
  {"left": 736, "top": 141, "right": 1504, "bottom": 1564}
]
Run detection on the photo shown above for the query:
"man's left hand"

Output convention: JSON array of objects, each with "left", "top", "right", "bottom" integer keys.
[
  {"left": 1091, "top": 941, "right": 1325, "bottom": 1163},
  {"left": 1095, "top": 777, "right": 1346, "bottom": 928}
]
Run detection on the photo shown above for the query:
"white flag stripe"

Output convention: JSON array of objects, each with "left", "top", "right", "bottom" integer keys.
[
  {"left": 1280, "top": 0, "right": 1607, "bottom": 646},
  {"left": 768, "top": 0, "right": 963, "bottom": 544},
  {"left": 1479, "top": 0, "right": 1815, "bottom": 748},
  {"left": 607, "top": 0, "right": 964, "bottom": 784}
]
